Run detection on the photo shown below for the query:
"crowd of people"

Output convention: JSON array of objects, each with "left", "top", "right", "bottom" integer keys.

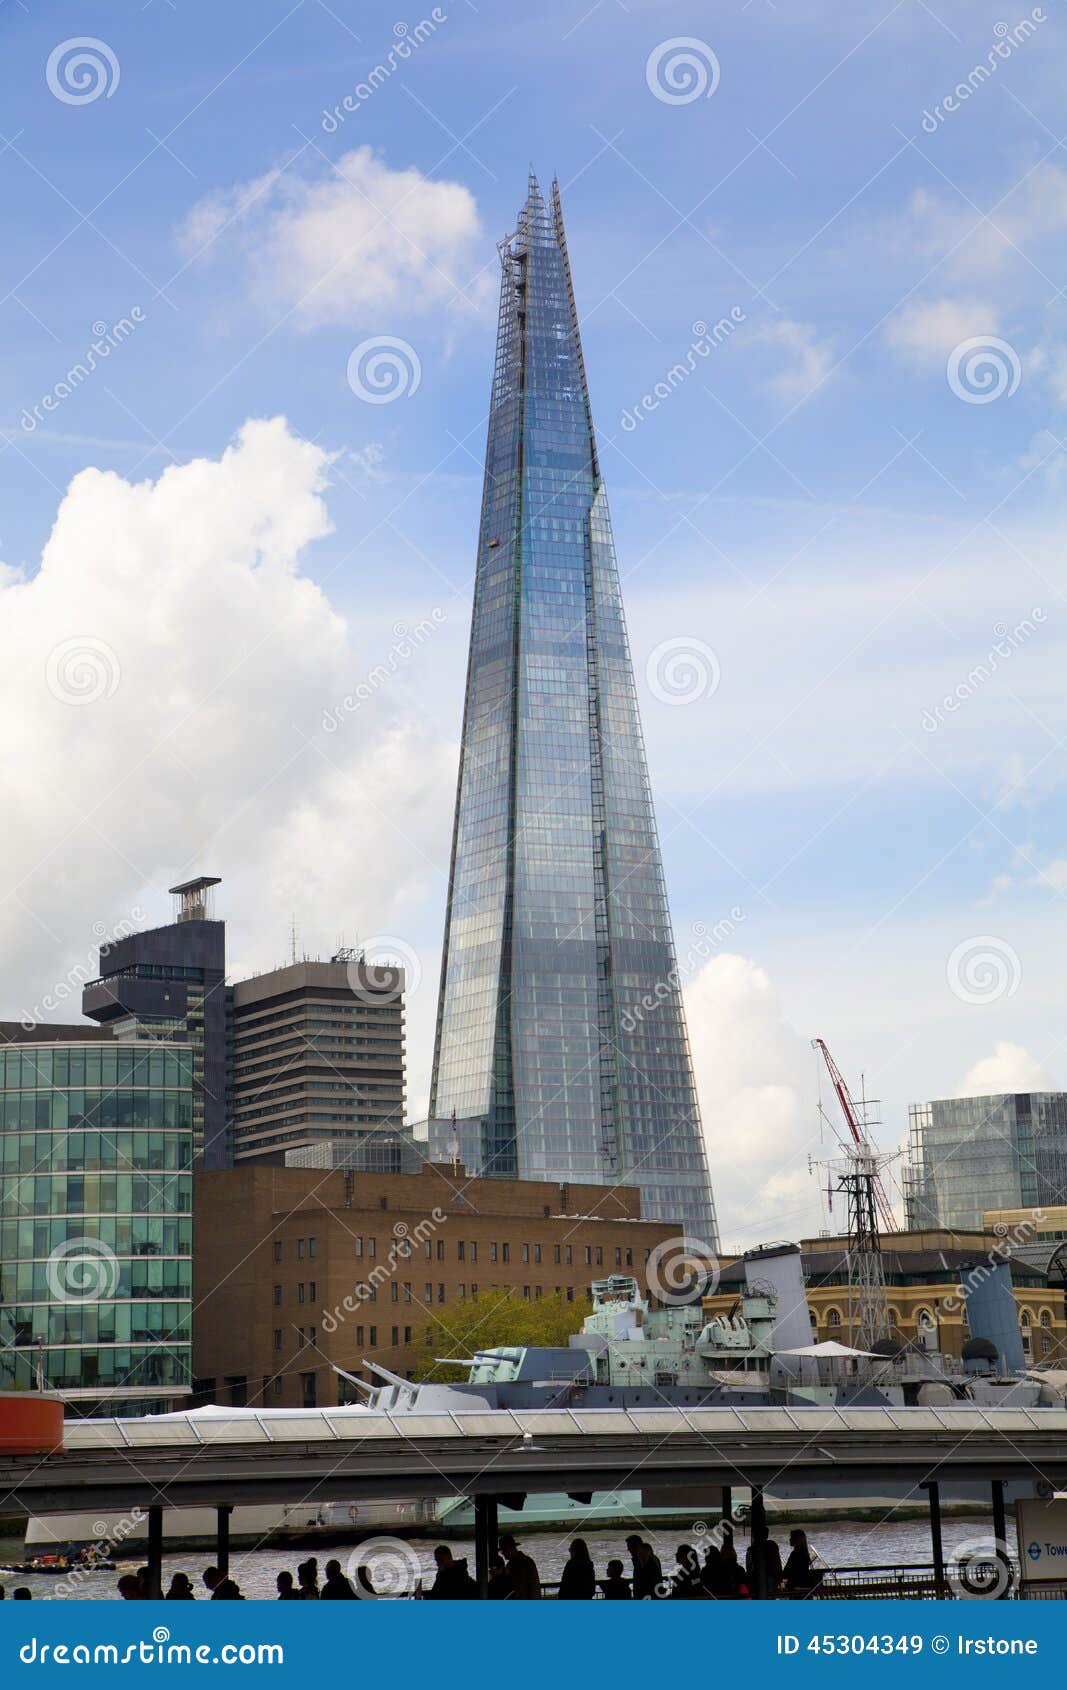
[{"left": 99, "top": 1527, "right": 817, "bottom": 1600}]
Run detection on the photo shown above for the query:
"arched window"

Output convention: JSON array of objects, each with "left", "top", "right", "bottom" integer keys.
[
  {"left": 825, "top": 1307, "right": 842, "bottom": 1328},
  {"left": 1020, "top": 1308, "right": 1032, "bottom": 1326},
  {"left": 1040, "top": 1308, "right": 1053, "bottom": 1329},
  {"left": 809, "top": 1311, "right": 818, "bottom": 1329}
]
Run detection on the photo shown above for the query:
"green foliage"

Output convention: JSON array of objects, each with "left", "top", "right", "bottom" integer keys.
[{"left": 409, "top": 1288, "right": 591, "bottom": 1382}]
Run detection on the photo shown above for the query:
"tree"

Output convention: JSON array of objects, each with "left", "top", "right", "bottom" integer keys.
[{"left": 409, "top": 1288, "right": 592, "bottom": 1382}]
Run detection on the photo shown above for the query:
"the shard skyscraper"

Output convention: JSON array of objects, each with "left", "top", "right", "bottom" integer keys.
[{"left": 428, "top": 175, "right": 718, "bottom": 1242}]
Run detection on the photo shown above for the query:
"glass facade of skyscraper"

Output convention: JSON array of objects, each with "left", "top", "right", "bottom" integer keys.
[
  {"left": 0, "top": 1038, "right": 193, "bottom": 1415},
  {"left": 906, "top": 1091, "right": 1067, "bottom": 1232},
  {"left": 429, "top": 176, "right": 717, "bottom": 1240}
]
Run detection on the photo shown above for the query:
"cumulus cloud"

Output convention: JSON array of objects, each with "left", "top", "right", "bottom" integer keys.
[
  {"left": 957, "top": 1041, "right": 1052, "bottom": 1096},
  {"left": 179, "top": 147, "right": 489, "bottom": 327},
  {"left": 0, "top": 416, "right": 454, "bottom": 1030},
  {"left": 885, "top": 297, "right": 1001, "bottom": 367},
  {"left": 685, "top": 952, "right": 826, "bottom": 1247},
  {"left": 754, "top": 318, "right": 835, "bottom": 407}
]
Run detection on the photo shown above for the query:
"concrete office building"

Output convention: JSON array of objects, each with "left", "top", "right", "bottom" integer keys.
[
  {"left": 83, "top": 877, "right": 227, "bottom": 1169},
  {"left": 229, "top": 956, "right": 406, "bottom": 1164}
]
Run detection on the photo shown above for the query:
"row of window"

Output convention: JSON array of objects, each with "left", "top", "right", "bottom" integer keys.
[
  {"left": 0, "top": 1049, "right": 190, "bottom": 1090},
  {"left": 8, "top": 1301, "right": 190, "bottom": 1345},
  {"left": 5, "top": 1259, "right": 191, "bottom": 1301},
  {"left": 341, "top": 1235, "right": 638, "bottom": 1268},
  {"left": 1, "top": 1174, "right": 191, "bottom": 1218},
  {"left": 0, "top": 1216, "right": 191, "bottom": 1258},
  {"left": 1, "top": 1093, "right": 193, "bottom": 1135},
  {"left": 0, "top": 1345, "right": 190, "bottom": 1391}
]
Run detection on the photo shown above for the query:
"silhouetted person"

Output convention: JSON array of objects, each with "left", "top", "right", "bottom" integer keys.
[
  {"left": 13, "top": 1588, "right": 31, "bottom": 1599},
  {"left": 117, "top": 1574, "right": 142, "bottom": 1600},
  {"left": 276, "top": 1571, "right": 300, "bottom": 1600},
  {"left": 783, "top": 1529, "right": 815, "bottom": 1591},
  {"left": 296, "top": 1560, "right": 319, "bottom": 1599},
  {"left": 746, "top": 1534, "right": 782, "bottom": 1594},
  {"left": 166, "top": 1572, "right": 195, "bottom": 1599},
  {"left": 625, "top": 1535, "right": 663, "bottom": 1600},
  {"left": 670, "top": 1544, "right": 706, "bottom": 1598},
  {"left": 487, "top": 1554, "right": 512, "bottom": 1599},
  {"left": 498, "top": 1534, "right": 540, "bottom": 1599},
  {"left": 203, "top": 1565, "right": 243, "bottom": 1600},
  {"left": 321, "top": 1559, "right": 356, "bottom": 1600},
  {"left": 425, "top": 1545, "right": 476, "bottom": 1599},
  {"left": 558, "top": 1539, "right": 595, "bottom": 1599},
  {"left": 599, "top": 1559, "right": 631, "bottom": 1600}
]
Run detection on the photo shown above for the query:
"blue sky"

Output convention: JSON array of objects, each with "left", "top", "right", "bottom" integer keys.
[{"left": 2, "top": 0, "right": 1066, "bottom": 1243}]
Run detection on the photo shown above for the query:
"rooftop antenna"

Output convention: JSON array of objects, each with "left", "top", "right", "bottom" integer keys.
[{"left": 289, "top": 915, "right": 298, "bottom": 966}]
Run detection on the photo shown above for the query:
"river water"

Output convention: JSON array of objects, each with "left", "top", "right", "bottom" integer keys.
[{"left": 0, "top": 1514, "right": 1019, "bottom": 1601}]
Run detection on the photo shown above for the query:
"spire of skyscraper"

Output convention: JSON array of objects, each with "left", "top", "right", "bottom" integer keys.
[{"left": 429, "top": 174, "right": 718, "bottom": 1242}]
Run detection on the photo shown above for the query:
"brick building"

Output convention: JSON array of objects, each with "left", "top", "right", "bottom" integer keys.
[{"left": 192, "top": 1162, "right": 680, "bottom": 1407}]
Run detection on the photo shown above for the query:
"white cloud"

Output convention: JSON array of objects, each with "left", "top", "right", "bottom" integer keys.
[
  {"left": 180, "top": 147, "right": 488, "bottom": 328},
  {"left": 685, "top": 952, "right": 826, "bottom": 1247},
  {"left": 957, "top": 1041, "right": 1051, "bottom": 1096},
  {"left": 885, "top": 297, "right": 1000, "bottom": 367},
  {"left": 0, "top": 417, "right": 454, "bottom": 1033},
  {"left": 754, "top": 318, "right": 835, "bottom": 406}
]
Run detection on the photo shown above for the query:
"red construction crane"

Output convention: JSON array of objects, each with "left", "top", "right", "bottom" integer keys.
[{"left": 811, "top": 1037, "right": 896, "bottom": 1233}]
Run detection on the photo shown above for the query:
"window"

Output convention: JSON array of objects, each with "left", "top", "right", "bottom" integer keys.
[
  {"left": 471, "top": 1284, "right": 478, "bottom": 1300},
  {"left": 437, "top": 1239, "right": 445, "bottom": 1261},
  {"left": 301, "top": 1372, "right": 316, "bottom": 1408},
  {"left": 502, "top": 1243, "right": 510, "bottom": 1263},
  {"left": 437, "top": 1284, "right": 445, "bottom": 1303},
  {"left": 826, "top": 1307, "right": 842, "bottom": 1328},
  {"left": 553, "top": 1245, "right": 561, "bottom": 1265},
  {"left": 534, "top": 1244, "right": 542, "bottom": 1264},
  {"left": 522, "top": 1244, "right": 530, "bottom": 1263},
  {"left": 356, "top": 1326, "right": 364, "bottom": 1345},
  {"left": 424, "top": 1240, "right": 433, "bottom": 1259},
  {"left": 308, "top": 1237, "right": 317, "bottom": 1259},
  {"left": 615, "top": 1247, "right": 622, "bottom": 1266},
  {"left": 459, "top": 1283, "right": 466, "bottom": 1299},
  {"left": 297, "top": 1239, "right": 305, "bottom": 1260},
  {"left": 594, "top": 1247, "right": 602, "bottom": 1266},
  {"left": 535, "top": 1286, "right": 542, "bottom": 1299},
  {"left": 298, "top": 1284, "right": 305, "bottom": 1304},
  {"left": 566, "top": 1287, "right": 574, "bottom": 1302},
  {"left": 490, "top": 1243, "right": 498, "bottom": 1262},
  {"left": 355, "top": 1236, "right": 364, "bottom": 1258},
  {"left": 379, "top": 1196, "right": 388, "bottom": 1210},
  {"left": 584, "top": 1246, "right": 591, "bottom": 1265},
  {"left": 273, "top": 1284, "right": 282, "bottom": 1306},
  {"left": 470, "top": 1242, "right": 477, "bottom": 1262},
  {"left": 403, "top": 1282, "right": 411, "bottom": 1302},
  {"left": 273, "top": 1241, "right": 282, "bottom": 1263},
  {"left": 404, "top": 1326, "right": 412, "bottom": 1343},
  {"left": 308, "top": 1281, "right": 316, "bottom": 1302},
  {"left": 273, "top": 1329, "right": 282, "bottom": 1351},
  {"left": 368, "top": 1238, "right": 376, "bottom": 1259},
  {"left": 391, "top": 1326, "right": 399, "bottom": 1346},
  {"left": 390, "top": 1283, "right": 399, "bottom": 1303},
  {"left": 457, "top": 1241, "right": 465, "bottom": 1262},
  {"left": 523, "top": 1286, "right": 531, "bottom": 1300},
  {"left": 425, "top": 1283, "right": 433, "bottom": 1302},
  {"left": 625, "top": 1249, "right": 633, "bottom": 1268},
  {"left": 565, "top": 1246, "right": 572, "bottom": 1265},
  {"left": 369, "top": 1326, "right": 377, "bottom": 1346}
]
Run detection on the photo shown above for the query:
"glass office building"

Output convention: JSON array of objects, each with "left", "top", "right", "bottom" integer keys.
[
  {"left": 0, "top": 1035, "right": 193, "bottom": 1415},
  {"left": 428, "top": 175, "right": 718, "bottom": 1241},
  {"left": 906, "top": 1092, "right": 1067, "bottom": 1231}
]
